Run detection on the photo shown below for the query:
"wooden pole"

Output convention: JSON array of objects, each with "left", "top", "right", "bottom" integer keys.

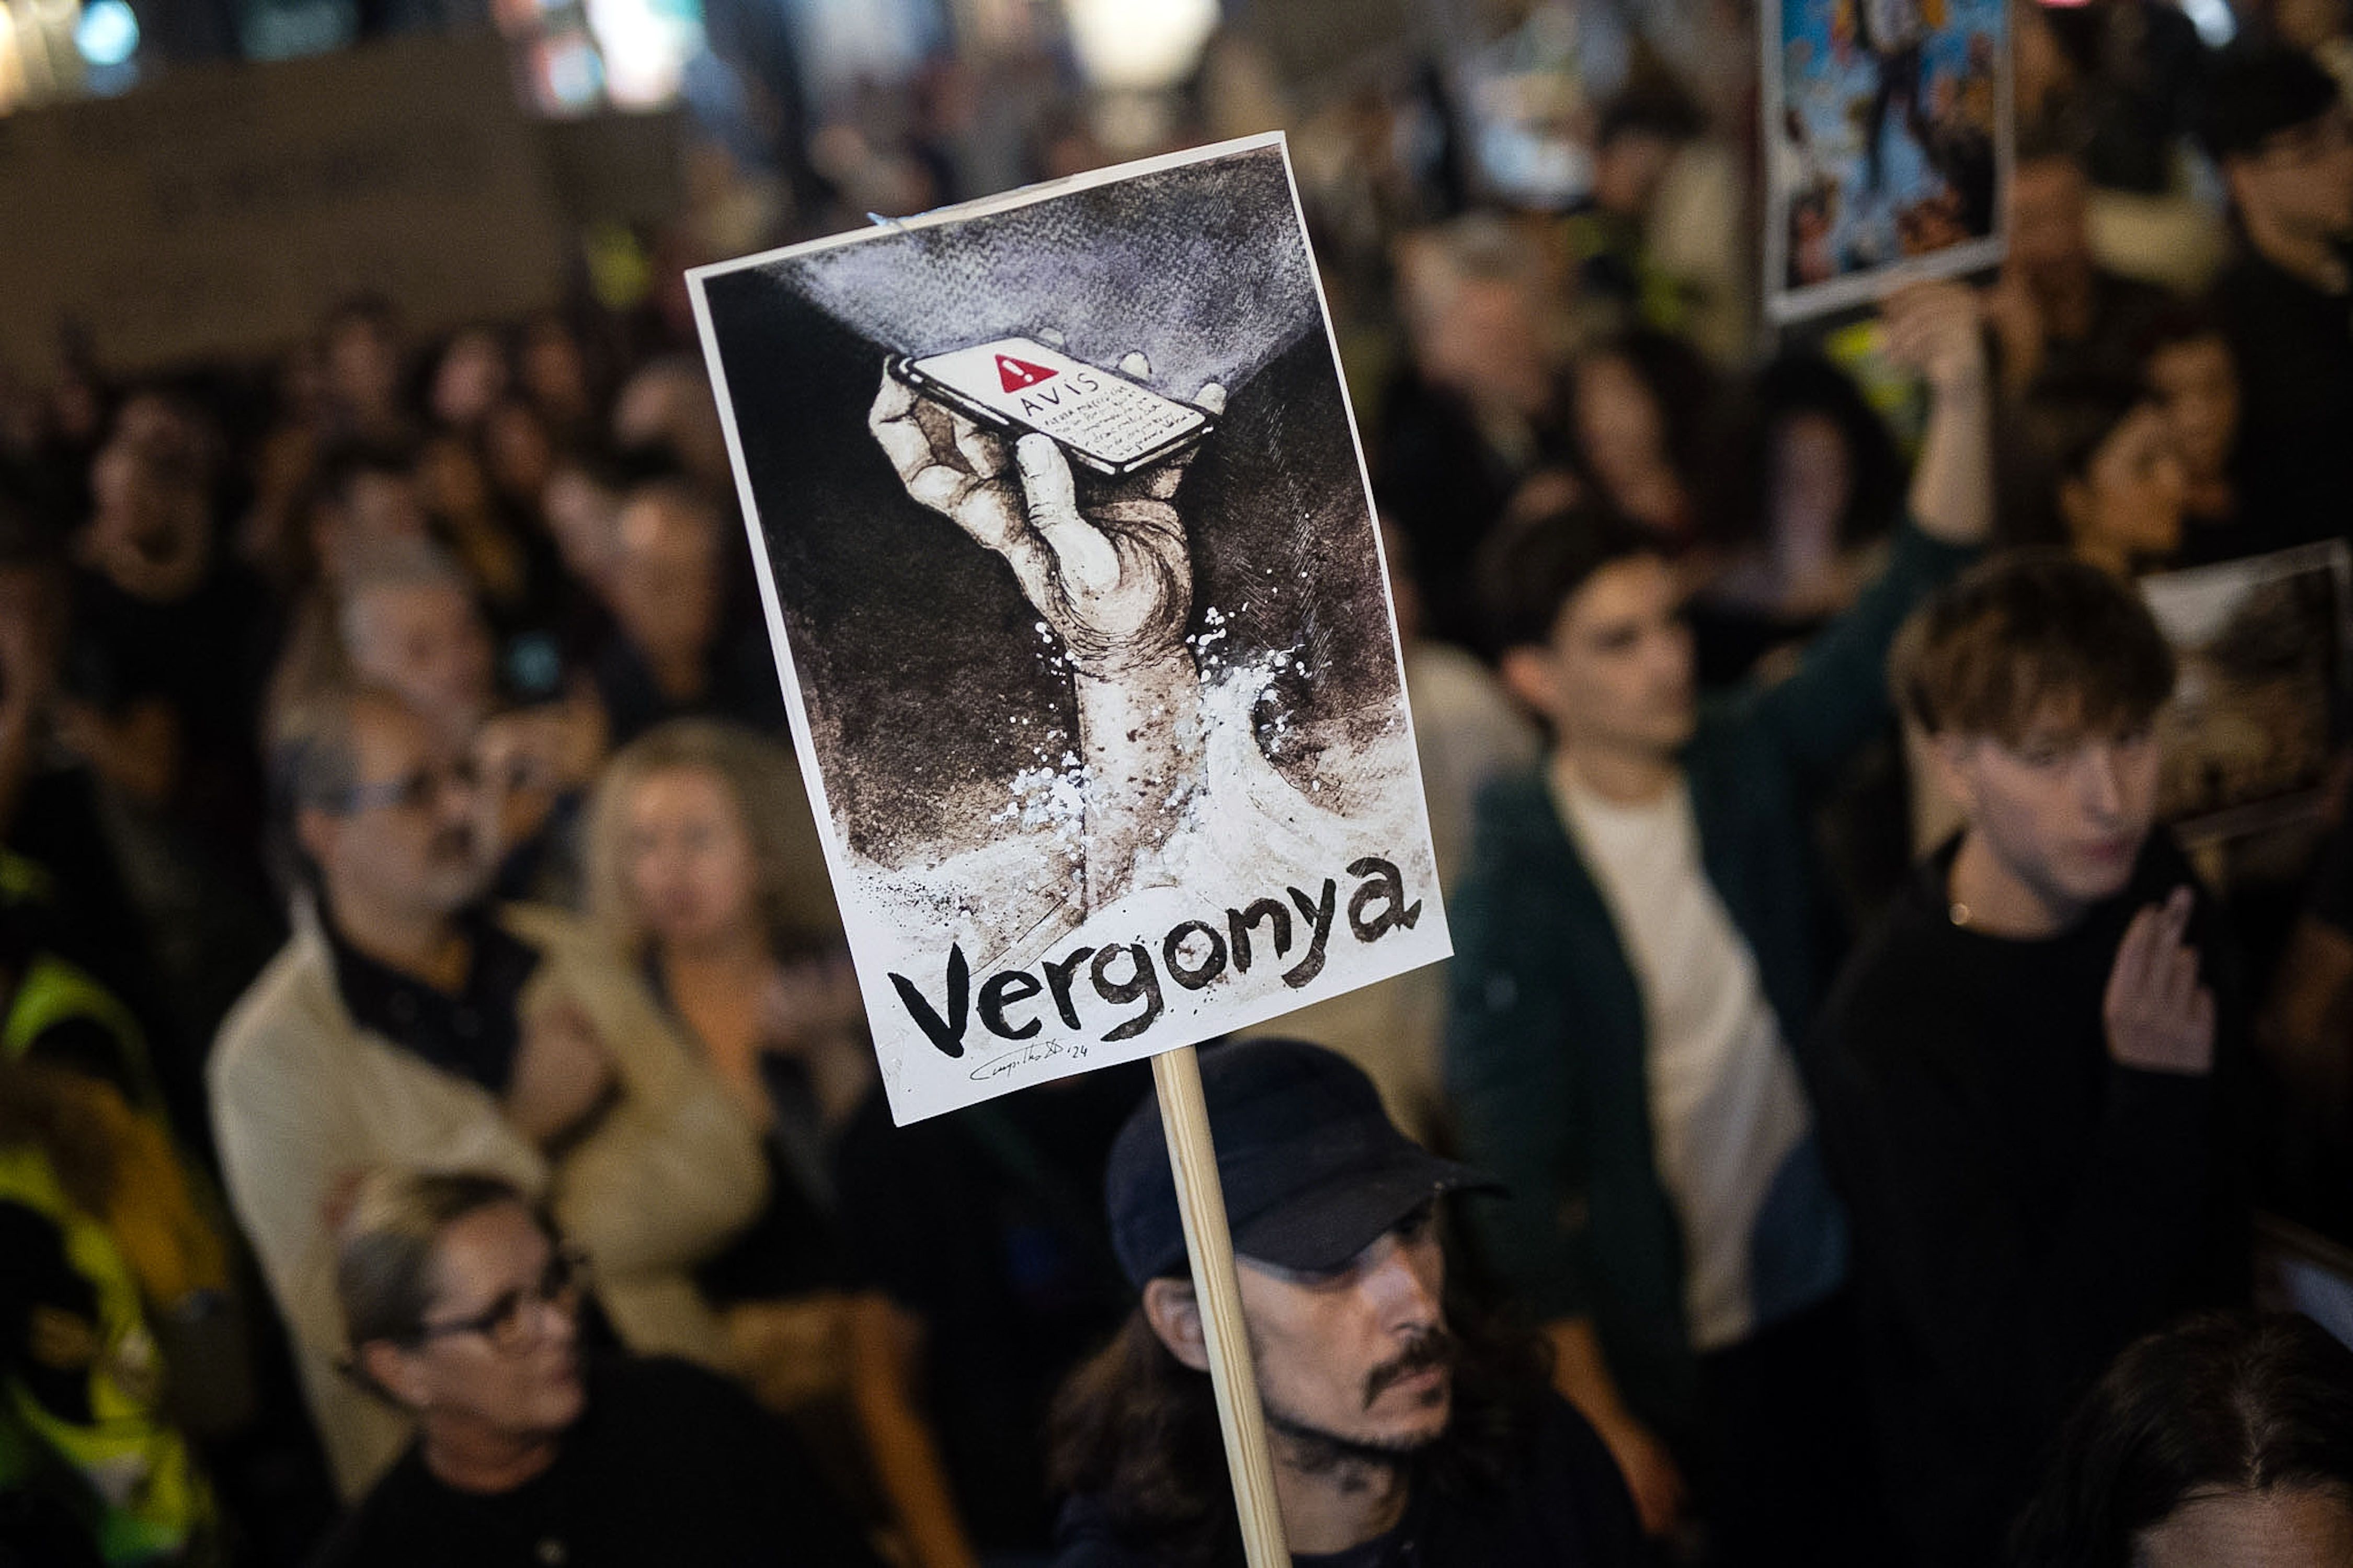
[{"left": 1151, "top": 1044, "right": 1290, "bottom": 1567}]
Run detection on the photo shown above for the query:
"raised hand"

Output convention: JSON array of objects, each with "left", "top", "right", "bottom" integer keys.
[
  {"left": 2103, "top": 886, "right": 2218, "bottom": 1077},
  {"left": 1879, "top": 279, "right": 1990, "bottom": 396},
  {"left": 505, "top": 1000, "right": 619, "bottom": 1149},
  {"left": 1885, "top": 278, "right": 1996, "bottom": 546},
  {"left": 869, "top": 348, "right": 1226, "bottom": 678}
]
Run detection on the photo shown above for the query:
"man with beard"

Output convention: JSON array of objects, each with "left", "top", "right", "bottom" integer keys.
[
  {"left": 1045, "top": 1038, "right": 1640, "bottom": 1566},
  {"left": 210, "top": 685, "right": 765, "bottom": 1501}
]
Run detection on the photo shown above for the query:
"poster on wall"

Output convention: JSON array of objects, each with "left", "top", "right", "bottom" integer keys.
[
  {"left": 689, "top": 134, "right": 1452, "bottom": 1125},
  {"left": 1763, "top": 0, "right": 2010, "bottom": 323},
  {"left": 2141, "top": 540, "right": 2353, "bottom": 842}
]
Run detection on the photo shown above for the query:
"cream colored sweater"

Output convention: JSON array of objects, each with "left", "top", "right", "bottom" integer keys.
[{"left": 209, "top": 902, "right": 767, "bottom": 1498}]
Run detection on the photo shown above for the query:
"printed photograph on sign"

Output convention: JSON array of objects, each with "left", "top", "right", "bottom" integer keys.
[
  {"left": 2140, "top": 541, "right": 2353, "bottom": 842},
  {"left": 1763, "top": 0, "right": 2009, "bottom": 323},
  {"left": 689, "top": 134, "right": 1452, "bottom": 1125}
]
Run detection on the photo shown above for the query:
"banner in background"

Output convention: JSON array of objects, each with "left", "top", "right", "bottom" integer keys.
[
  {"left": 0, "top": 33, "right": 567, "bottom": 379},
  {"left": 1763, "top": 0, "right": 2009, "bottom": 322},
  {"left": 690, "top": 135, "right": 1452, "bottom": 1124}
]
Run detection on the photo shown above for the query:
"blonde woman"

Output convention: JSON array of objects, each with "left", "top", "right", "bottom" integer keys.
[{"left": 583, "top": 719, "right": 976, "bottom": 1568}]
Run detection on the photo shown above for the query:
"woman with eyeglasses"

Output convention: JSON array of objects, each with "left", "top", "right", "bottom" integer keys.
[{"left": 313, "top": 1167, "right": 882, "bottom": 1568}]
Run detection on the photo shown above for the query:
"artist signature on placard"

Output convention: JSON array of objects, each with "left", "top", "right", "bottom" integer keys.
[{"left": 970, "top": 1038, "right": 1090, "bottom": 1082}]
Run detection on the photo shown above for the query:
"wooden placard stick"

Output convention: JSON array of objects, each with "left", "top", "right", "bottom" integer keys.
[{"left": 1151, "top": 1045, "right": 1290, "bottom": 1566}]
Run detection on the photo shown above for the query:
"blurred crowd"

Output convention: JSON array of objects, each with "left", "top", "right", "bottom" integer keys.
[{"left": 8, "top": 1, "right": 2353, "bottom": 1565}]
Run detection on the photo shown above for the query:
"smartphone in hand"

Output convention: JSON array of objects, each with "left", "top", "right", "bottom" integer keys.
[{"left": 888, "top": 336, "right": 1215, "bottom": 477}]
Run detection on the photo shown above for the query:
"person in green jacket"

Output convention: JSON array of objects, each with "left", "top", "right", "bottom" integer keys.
[{"left": 1444, "top": 281, "right": 1994, "bottom": 1565}]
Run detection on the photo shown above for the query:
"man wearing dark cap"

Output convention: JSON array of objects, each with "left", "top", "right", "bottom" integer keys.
[
  {"left": 1043, "top": 1037, "right": 1640, "bottom": 1567},
  {"left": 2200, "top": 44, "right": 2353, "bottom": 551}
]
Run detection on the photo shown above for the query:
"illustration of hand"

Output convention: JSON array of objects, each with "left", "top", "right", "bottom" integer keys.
[{"left": 869, "top": 349, "right": 1227, "bottom": 678}]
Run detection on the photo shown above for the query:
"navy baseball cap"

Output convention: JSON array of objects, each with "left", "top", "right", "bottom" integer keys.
[{"left": 1105, "top": 1038, "right": 1503, "bottom": 1289}]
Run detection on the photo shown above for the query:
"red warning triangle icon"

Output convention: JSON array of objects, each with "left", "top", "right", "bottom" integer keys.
[{"left": 996, "top": 354, "right": 1059, "bottom": 393}]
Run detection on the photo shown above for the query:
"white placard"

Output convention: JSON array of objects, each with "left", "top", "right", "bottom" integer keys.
[{"left": 689, "top": 135, "right": 1452, "bottom": 1124}]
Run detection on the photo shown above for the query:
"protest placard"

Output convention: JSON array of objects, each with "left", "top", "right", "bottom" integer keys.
[
  {"left": 0, "top": 33, "right": 566, "bottom": 379},
  {"left": 2141, "top": 541, "right": 2353, "bottom": 842},
  {"left": 1763, "top": 0, "right": 2010, "bottom": 322},
  {"left": 688, "top": 133, "right": 1452, "bottom": 1129}
]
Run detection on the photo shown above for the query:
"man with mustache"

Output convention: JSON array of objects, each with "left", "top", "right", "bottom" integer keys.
[
  {"left": 210, "top": 684, "right": 765, "bottom": 1501},
  {"left": 1045, "top": 1037, "right": 1640, "bottom": 1566}
]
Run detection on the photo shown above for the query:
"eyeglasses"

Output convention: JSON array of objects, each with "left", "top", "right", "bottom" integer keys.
[
  {"left": 335, "top": 759, "right": 481, "bottom": 816},
  {"left": 409, "top": 1247, "right": 587, "bottom": 1356}
]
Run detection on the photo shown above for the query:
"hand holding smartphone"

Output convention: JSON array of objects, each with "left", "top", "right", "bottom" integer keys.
[{"left": 887, "top": 336, "right": 1216, "bottom": 477}]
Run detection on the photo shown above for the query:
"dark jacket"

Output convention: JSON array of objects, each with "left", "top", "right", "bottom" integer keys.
[
  {"left": 1443, "top": 520, "right": 1975, "bottom": 1432},
  {"left": 1804, "top": 835, "right": 2249, "bottom": 1568},
  {"left": 311, "top": 1356, "right": 880, "bottom": 1568},
  {"left": 1048, "top": 1391, "right": 1640, "bottom": 1567},
  {"left": 2211, "top": 246, "right": 2353, "bottom": 554}
]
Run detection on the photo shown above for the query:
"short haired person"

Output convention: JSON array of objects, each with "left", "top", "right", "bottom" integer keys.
[
  {"left": 314, "top": 1168, "right": 882, "bottom": 1568},
  {"left": 1375, "top": 215, "right": 1577, "bottom": 655},
  {"left": 2136, "top": 309, "right": 2251, "bottom": 565},
  {"left": 338, "top": 537, "right": 498, "bottom": 746},
  {"left": 209, "top": 685, "right": 766, "bottom": 1497},
  {"left": 591, "top": 479, "right": 781, "bottom": 746},
  {"left": 1444, "top": 281, "right": 1993, "bottom": 1558},
  {"left": 2011, "top": 1311, "right": 2353, "bottom": 1568},
  {"left": 1805, "top": 554, "right": 2248, "bottom": 1568},
  {"left": 1561, "top": 88, "right": 1705, "bottom": 343},
  {"left": 1981, "top": 144, "right": 2172, "bottom": 403},
  {"left": 1045, "top": 1038, "right": 1641, "bottom": 1567},
  {"left": 2199, "top": 45, "right": 2353, "bottom": 548}
]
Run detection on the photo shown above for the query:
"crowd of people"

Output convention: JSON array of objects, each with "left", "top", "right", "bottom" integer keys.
[{"left": 7, "top": 6, "right": 2353, "bottom": 1567}]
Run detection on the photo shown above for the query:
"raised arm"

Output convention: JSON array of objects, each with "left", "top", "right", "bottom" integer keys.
[
  {"left": 1888, "top": 281, "right": 1995, "bottom": 550},
  {"left": 869, "top": 354, "right": 1226, "bottom": 912}
]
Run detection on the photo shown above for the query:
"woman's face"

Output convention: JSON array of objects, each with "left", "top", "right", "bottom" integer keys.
[
  {"left": 1771, "top": 411, "right": 1854, "bottom": 547},
  {"left": 2063, "top": 403, "right": 2187, "bottom": 563},
  {"left": 431, "top": 331, "right": 509, "bottom": 432},
  {"left": 1574, "top": 354, "right": 1669, "bottom": 494},
  {"left": 543, "top": 467, "right": 622, "bottom": 585},
  {"left": 391, "top": 1203, "right": 585, "bottom": 1441},
  {"left": 2136, "top": 1483, "right": 2353, "bottom": 1568},
  {"left": 624, "top": 765, "right": 761, "bottom": 952},
  {"left": 2144, "top": 335, "right": 2241, "bottom": 488}
]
